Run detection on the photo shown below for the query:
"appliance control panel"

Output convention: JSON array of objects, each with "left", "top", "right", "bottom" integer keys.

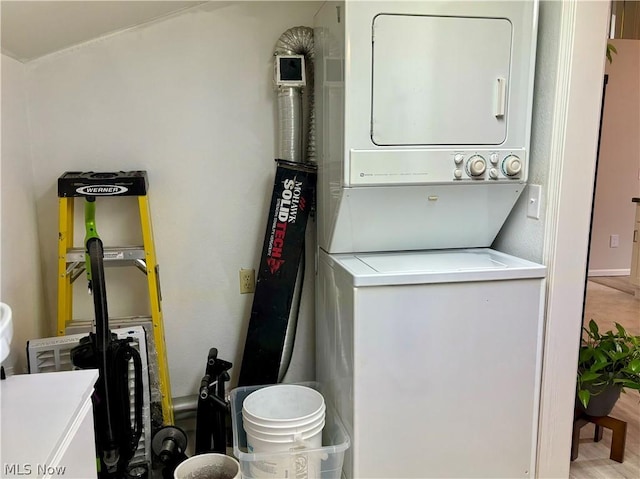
[{"left": 349, "top": 149, "right": 527, "bottom": 186}]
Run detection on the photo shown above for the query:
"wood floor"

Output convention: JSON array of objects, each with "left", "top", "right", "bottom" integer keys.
[{"left": 569, "top": 280, "right": 640, "bottom": 479}]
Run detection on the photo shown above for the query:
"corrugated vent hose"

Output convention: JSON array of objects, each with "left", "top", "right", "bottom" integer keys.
[{"left": 273, "top": 26, "right": 314, "bottom": 381}]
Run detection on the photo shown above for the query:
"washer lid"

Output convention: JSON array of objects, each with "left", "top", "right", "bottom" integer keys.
[
  {"left": 355, "top": 250, "right": 508, "bottom": 273},
  {"left": 323, "top": 248, "right": 546, "bottom": 286}
]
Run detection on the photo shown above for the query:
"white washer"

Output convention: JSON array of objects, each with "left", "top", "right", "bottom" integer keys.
[{"left": 316, "top": 248, "right": 546, "bottom": 478}]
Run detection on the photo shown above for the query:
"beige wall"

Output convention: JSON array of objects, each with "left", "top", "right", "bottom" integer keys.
[
  {"left": 22, "top": 2, "right": 321, "bottom": 396},
  {"left": 1, "top": 55, "right": 46, "bottom": 374},
  {"left": 493, "top": 0, "right": 561, "bottom": 262},
  {"left": 588, "top": 39, "right": 640, "bottom": 275}
]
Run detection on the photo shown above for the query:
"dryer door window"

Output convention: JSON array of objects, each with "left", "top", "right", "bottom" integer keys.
[{"left": 371, "top": 14, "right": 512, "bottom": 146}]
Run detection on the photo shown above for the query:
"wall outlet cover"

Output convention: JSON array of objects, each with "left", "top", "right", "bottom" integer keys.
[{"left": 239, "top": 268, "right": 256, "bottom": 294}]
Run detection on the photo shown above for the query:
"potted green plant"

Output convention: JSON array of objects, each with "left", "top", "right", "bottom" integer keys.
[{"left": 576, "top": 320, "right": 640, "bottom": 417}]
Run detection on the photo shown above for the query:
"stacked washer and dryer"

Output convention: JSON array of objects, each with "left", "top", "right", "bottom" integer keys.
[{"left": 313, "top": 1, "right": 545, "bottom": 478}]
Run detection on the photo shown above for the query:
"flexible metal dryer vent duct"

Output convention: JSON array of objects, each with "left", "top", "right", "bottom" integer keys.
[
  {"left": 275, "top": 26, "right": 315, "bottom": 163},
  {"left": 273, "top": 26, "right": 314, "bottom": 382}
]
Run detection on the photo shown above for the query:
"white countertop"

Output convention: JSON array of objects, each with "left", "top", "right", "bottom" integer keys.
[{"left": 0, "top": 369, "right": 98, "bottom": 476}]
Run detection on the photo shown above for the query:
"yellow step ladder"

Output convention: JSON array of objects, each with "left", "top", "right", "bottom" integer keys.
[{"left": 56, "top": 171, "right": 173, "bottom": 425}]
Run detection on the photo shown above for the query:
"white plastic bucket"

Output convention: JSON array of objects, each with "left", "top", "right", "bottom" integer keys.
[
  {"left": 242, "top": 385, "right": 327, "bottom": 478},
  {"left": 246, "top": 425, "right": 325, "bottom": 479},
  {"left": 243, "top": 417, "right": 324, "bottom": 437},
  {"left": 245, "top": 420, "right": 325, "bottom": 449},
  {"left": 173, "top": 453, "right": 240, "bottom": 479},
  {"left": 242, "top": 385, "right": 325, "bottom": 423},
  {"left": 242, "top": 405, "right": 325, "bottom": 435}
]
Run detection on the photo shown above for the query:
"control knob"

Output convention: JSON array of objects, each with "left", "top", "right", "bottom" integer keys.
[
  {"left": 466, "top": 155, "right": 486, "bottom": 177},
  {"left": 502, "top": 155, "right": 522, "bottom": 177}
]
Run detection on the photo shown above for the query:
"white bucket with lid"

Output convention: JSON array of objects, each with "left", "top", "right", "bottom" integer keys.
[
  {"left": 241, "top": 385, "right": 327, "bottom": 478},
  {"left": 243, "top": 413, "right": 324, "bottom": 436},
  {"left": 242, "top": 384, "right": 325, "bottom": 424},
  {"left": 245, "top": 427, "right": 326, "bottom": 479},
  {"left": 245, "top": 419, "right": 325, "bottom": 450}
]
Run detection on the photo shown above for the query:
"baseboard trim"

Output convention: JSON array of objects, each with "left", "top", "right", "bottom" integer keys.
[{"left": 588, "top": 269, "right": 631, "bottom": 277}]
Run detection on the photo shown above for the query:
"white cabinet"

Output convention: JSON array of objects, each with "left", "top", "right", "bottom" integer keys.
[{"left": 0, "top": 369, "right": 98, "bottom": 479}]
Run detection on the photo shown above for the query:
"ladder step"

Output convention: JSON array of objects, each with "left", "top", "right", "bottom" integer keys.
[
  {"left": 65, "top": 316, "right": 153, "bottom": 335},
  {"left": 66, "top": 246, "right": 146, "bottom": 263}
]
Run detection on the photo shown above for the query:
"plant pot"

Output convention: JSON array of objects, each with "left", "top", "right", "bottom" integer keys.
[{"left": 576, "top": 384, "right": 622, "bottom": 417}]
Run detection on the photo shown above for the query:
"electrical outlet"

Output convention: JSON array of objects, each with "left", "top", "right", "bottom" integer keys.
[
  {"left": 239, "top": 269, "right": 256, "bottom": 294},
  {"left": 610, "top": 234, "right": 619, "bottom": 248}
]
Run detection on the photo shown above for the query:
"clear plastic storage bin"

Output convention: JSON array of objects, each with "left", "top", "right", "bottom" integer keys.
[{"left": 230, "top": 383, "right": 350, "bottom": 479}]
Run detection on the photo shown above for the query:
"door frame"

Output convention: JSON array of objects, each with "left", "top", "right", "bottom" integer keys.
[{"left": 537, "top": 1, "right": 610, "bottom": 477}]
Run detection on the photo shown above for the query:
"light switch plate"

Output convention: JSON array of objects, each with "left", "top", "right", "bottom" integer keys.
[
  {"left": 610, "top": 234, "right": 619, "bottom": 248},
  {"left": 527, "top": 184, "right": 542, "bottom": 219}
]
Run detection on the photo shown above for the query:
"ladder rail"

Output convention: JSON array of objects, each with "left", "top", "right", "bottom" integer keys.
[
  {"left": 138, "top": 194, "right": 173, "bottom": 425},
  {"left": 57, "top": 197, "right": 74, "bottom": 336}
]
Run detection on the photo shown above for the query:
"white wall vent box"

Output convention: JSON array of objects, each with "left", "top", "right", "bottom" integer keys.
[{"left": 276, "top": 54, "right": 306, "bottom": 87}]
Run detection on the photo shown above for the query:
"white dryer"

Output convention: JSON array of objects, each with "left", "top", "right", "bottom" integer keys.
[{"left": 314, "top": 1, "right": 539, "bottom": 253}]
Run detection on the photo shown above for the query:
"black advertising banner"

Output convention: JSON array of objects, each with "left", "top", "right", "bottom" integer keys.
[{"left": 238, "top": 160, "right": 317, "bottom": 386}]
